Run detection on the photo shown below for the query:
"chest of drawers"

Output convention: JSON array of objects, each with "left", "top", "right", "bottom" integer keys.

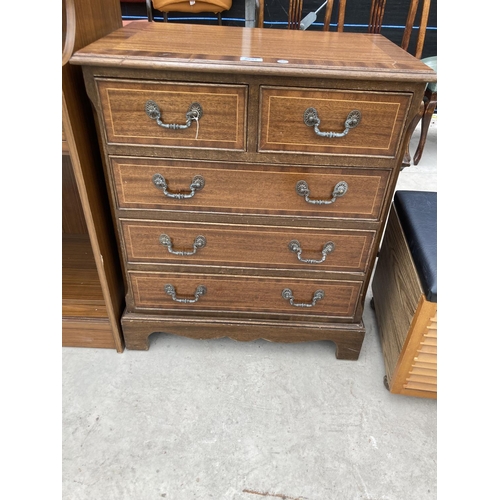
[{"left": 71, "top": 22, "right": 436, "bottom": 360}]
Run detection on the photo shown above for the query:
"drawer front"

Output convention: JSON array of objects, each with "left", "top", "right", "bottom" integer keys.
[
  {"left": 259, "top": 86, "right": 411, "bottom": 157},
  {"left": 97, "top": 79, "right": 247, "bottom": 150},
  {"left": 121, "top": 219, "right": 376, "bottom": 273},
  {"left": 111, "top": 158, "right": 390, "bottom": 220},
  {"left": 129, "top": 271, "right": 362, "bottom": 319}
]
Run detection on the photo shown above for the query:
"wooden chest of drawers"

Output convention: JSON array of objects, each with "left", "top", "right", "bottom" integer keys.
[{"left": 71, "top": 22, "right": 435, "bottom": 359}]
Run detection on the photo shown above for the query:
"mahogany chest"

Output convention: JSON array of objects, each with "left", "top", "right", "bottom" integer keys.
[{"left": 71, "top": 22, "right": 436, "bottom": 359}]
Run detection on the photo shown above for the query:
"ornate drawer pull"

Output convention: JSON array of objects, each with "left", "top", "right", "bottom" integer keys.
[
  {"left": 304, "top": 108, "right": 361, "bottom": 138},
  {"left": 282, "top": 288, "right": 325, "bottom": 308},
  {"left": 296, "top": 180, "right": 348, "bottom": 205},
  {"left": 159, "top": 234, "right": 206, "bottom": 256},
  {"left": 145, "top": 100, "right": 203, "bottom": 130},
  {"left": 164, "top": 284, "right": 207, "bottom": 303},
  {"left": 288, "top": 240, "right": 335, "bottom": 264},
  {"left": 152, "top": 173, "right": 205, "bottom": 199}
]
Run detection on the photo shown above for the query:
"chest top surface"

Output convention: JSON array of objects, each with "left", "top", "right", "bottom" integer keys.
[{"left": 70, "top": 22, "right": 436, "bottom": 83}]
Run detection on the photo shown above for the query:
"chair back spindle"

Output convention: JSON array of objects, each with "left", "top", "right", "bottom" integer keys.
[
  {"left": 368, "top": 0, "right": 386, "bottom": 34},
  {"left": 366, "top": 0, "right": 435, "bottom": 167},
  {"left": 288, "top": 0, "right": 303, "bottom": 29},
  {"left": 260, "top": 0, "right": 342, "bottom": 31},
  {"left": 368, "top": 0, "right": 431, "bottom": 59},
  {"left": 401, "top": 0, "right": 431, "bottom": 59}
]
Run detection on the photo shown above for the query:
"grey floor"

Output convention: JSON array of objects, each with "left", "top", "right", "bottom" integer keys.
[{"left": 62, "top": 121, "right": 437, "bottom": 500}]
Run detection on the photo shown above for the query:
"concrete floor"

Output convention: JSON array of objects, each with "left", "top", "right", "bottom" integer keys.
[{"left": 62, "top": 122, "right": 437, "bottom": 500}]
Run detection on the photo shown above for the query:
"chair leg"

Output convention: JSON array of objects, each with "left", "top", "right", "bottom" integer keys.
[
  {"left": 145, "top": 0, "right": 153, "bottom": 22},
  {"left": 218, "top": 12, "right": 222, "bottom": 25},
  {"left": 402, "top": 142, "right": 412, "bottom": 169},
  {"left": 163, "top": 12, "right": 168, "bottom": 22},
  {"left": 402, "top": 99, "right": 425, "bottom": 169},
  {"left": 414, "top": 90, "right": 437, "bottom": 166}
]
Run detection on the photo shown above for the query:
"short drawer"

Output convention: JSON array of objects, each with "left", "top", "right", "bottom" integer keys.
[
  {"left": 259, "top": 86, "right": 411, "bottom": 157},
  {"left": 129, "top": 271, "right": 362, "bottom": 319},
  {"left": 121, "top": 219, "right": 376, "bottom": 273},
  {"left": 96, "top": 79, "right": 247, "bottom": 150},
  {"left": 111, "top": 157, "right": 390, "bottom": 221}
]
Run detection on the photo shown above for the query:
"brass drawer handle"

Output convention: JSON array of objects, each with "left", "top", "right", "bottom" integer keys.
[
  {"left": 152, "top": 173, "right": 205, "bottom": 199},
  {"left": 159, "top": 234, "right": 207, "bottom": 256},
  {"left": 164, "top": 284, "right": 207, "bottom": 303},
  {"left": 296, "top": 180, "right": 348, "bottom": 205},
  {"left": 145, "top": 100, "right": 203, "bottom": 130},
  {"left": 304, "top": 108, "right": 361, "bottom": 138},
  {"left": 288, "top": 240, "right": 335, "bottom": 264},
  {"left": 282, "top": 288, "right": 325, "bottom": 308}
]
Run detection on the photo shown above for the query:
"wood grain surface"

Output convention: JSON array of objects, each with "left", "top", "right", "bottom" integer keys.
[
  {"left": 259, "top": 86, "right": 411, "bottom": 157},
  {"left": 70, "top": 22, "right": 437, "bottom": 82},
  {"left": 129, "top": 271, "right": 361, "bottom": 319},
  {"left": 72, "top": 21, "right": 433, "bottom": 358},
  {"left": 110, "top": 157, "right": 390, "bottom": 220},
  {"left": 97, "top": 79, "right": 247, "bottom": 150},
  {"left": 120, "top": 219, "right": 375, "bottom": 273}
]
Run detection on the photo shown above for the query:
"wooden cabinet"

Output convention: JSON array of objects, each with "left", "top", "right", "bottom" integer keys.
[
  {"left": 62, "top": 0, "right": 125, "bottom": 350},
  {"left": 71, "top": 22, "right": 435, "bottom": 359}
]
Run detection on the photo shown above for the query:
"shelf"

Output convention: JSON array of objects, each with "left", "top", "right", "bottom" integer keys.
[
  {"left": 62, "top": 234, "right": 116, "bottom": 348},
  {"left": 62, "top": 234, "right": 107, "bottom": 317}
]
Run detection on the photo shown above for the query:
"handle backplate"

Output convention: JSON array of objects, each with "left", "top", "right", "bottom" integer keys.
[
  {"left": 288, "top": 240, "right": 335, "bottom": 264},
  {"left": 145, "top": 100, "right": 203, "bottom": 130},
  {"left": 296, "top": 180, "right": 348, "bottom": 205},
  {"left": 152, "top": 173, "right": 205, "bottom": 199},
  {"left": 282, "top": 288, "right": 325, "bottom": 308},
  {"left": 159, "top": 234, "right": 206, "bottom": 256},
  {"left": 304, "top": 108, "right": 361, "bottom": 138},
  {"left": 164, "top": 284, "right": 207, "bottom": 303}
]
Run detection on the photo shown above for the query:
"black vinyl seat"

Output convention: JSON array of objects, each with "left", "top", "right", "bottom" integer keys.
[{"left": 393, "top": 190, "right": 437, "bottom": 302}]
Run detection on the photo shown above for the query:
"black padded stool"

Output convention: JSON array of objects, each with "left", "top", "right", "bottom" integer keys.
[{"left": 372, "top": 190, "right": 437, "bottom": 398}]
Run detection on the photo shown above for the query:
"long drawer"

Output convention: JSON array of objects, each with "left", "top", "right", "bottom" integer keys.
[
  {"left": 259, "top": 86, "right": 411, "bottom": 157},
  {"left": 129, "top": 271, "right": 362, "bottom": 319},
  {"left": 111, "top": 157, "right": 390, "bottom": 220},
  {"left": 120, "top": 219, "right": 376, "bottom": 273},
  {"left": 96, "top": 79, "right": 247, "bottom": 150}
]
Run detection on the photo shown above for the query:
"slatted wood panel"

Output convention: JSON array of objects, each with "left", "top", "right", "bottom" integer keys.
[
  {"left": 372, "top": 204, "right": 421, "bottom": 380},
  {"left": 403, "top": 312, "right": 437, "bottom": 394}
]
